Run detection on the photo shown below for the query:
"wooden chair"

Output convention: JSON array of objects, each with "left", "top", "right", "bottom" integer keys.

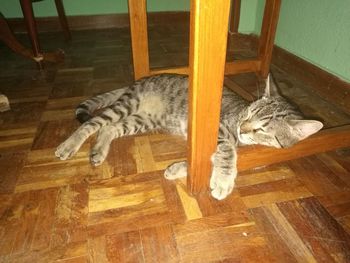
[
  {"left": 127, "top": 0, "right": 282, "bottom": 195},
  {"left": 0, "top": 0, "right": 70, "bottom": 69}
]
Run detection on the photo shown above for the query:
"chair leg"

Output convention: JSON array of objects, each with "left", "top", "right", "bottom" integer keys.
[
  {"left": 19, "top": 0, "right": 43, "bottom": 69},
  {"left": 0, "top": 12, "right": 64, "bottom": 64},
  {"left": 0, "top": 12, "right": 35, "bottom": 60},
  {"left": 128, "top": 0, "right": 150, "bottom": 80},
  {"left": 258, "top": 0, "right": 281, "bottom": 78},
  {"left": 187, "top": 0, "right": 231, "bottom": 194},
  {"left": 54, "top": 0, "right": 71, "bottom": 41}
]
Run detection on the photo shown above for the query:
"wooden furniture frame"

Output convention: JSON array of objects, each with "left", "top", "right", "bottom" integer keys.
[
  {"left": 128, "top": 0, "right": 350, "bottom": 195},
  {"left": 0, "top": 0, "right": 70, "bottom": 69},
  {"left": 229, "top": 0, "right": 241, "bottom": 34}
]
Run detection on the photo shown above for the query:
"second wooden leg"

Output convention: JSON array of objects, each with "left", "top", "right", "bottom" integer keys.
[
  {"left": 258, "top": 0, "right": 281, "bottom": 78},
  {"left": 128, "top": 0, "right": 150, "bottom": 80}
]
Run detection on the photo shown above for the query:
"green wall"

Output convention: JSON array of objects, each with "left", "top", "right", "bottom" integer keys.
[
  {"left": 253, "top": 0, "right": 350, "bottom": 82},
  {"left": 237, "top": 0, "right": 260, "bottom": 33},
  {"left": 0, "top": 0, "right": 189, "bottom": 17},
  {"left": 1, "top": 0, "right": 259, "bottom": 32}
]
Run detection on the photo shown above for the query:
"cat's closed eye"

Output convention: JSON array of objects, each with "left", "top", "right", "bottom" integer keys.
[{"left": 253, "top": 128, "right": 264, "bottom": 133}]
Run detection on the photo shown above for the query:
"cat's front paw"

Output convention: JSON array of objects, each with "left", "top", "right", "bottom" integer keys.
[
  {"left": 55, "top": 139, "right": 80, "bottom": 160},
  {"left": 210, "top": 171, "right": 235, "bottom": 200},
  {"left": 90, "top": 150, "right": 107, "bottom": 166},
  {"left": 164, "top": 161, "right": 187, "bottom": 180}
]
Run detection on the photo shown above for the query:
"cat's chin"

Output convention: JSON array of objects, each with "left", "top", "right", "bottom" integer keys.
[{"left": 237, "top": 133, "right": 255, "bottom": 146}]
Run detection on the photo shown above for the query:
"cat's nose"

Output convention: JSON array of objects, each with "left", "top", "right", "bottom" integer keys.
[{"left": 240, "top": 121, "right": 252, "bottom": 134}]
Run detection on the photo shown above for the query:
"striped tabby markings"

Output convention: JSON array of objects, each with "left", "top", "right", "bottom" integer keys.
[
  {"left": 175, "top": 178, "right": 202, "bottom": 220},
  {"left": 260, "top": 204, "right": 317, "bottom": 263},
  {"left": 88, "top": 180, "right": 166, "bottom": 213}
]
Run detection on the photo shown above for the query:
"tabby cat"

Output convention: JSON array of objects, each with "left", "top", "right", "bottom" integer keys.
[{"left": 55, "top": 74, "right": 323, "bottom": 200}]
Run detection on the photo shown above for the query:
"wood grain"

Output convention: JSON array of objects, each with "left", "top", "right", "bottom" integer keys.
[
  {"left": 237, "top": 125, "right": 350, "bottom": 172},
  {"left": 1, "top": 21, "right": 350, "bottom": 263},
  {"left": 148, "top": 59, "right": 262, "bottom": 77},
  {"left": 128, "top": 0, "right": 150, "bottom": 80},
  {"left": 225, "top": 60, "right": 262, "bottom": 75},
  {"left": 229, "top": 0, "right": 241, "bottom": 34},
  {"left": 187, "top": 0, "right": 231, "bottom": 194},
  {"left": 258, "top": 0, "right": 281, "bottom": 78}
]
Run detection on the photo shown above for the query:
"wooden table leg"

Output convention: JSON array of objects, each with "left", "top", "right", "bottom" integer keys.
[
  {"left": 128, "top": 0, "right": 150, "bottom": 80},
  {"left": 55, "top": 0, "right": 71, "bottom": 41},
  {"left": 258, "top": 0, "right": 281, "bottom": 78},
  {"left": 227, "top": 0, "right": 241, "bottom": 55},
  {"left": 188, "top": 0, "right": 231, "bottom": 194}
]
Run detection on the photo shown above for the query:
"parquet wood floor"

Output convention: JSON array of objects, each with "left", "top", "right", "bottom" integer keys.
[{"left": 0, "top": 25, "right": 350, "bottom": 262}]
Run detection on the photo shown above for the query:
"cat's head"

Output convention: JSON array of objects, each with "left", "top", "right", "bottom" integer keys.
[{"left": 237, "top": 74, "right": 323, "bottom": 148}]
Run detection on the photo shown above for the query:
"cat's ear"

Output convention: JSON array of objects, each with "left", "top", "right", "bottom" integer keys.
[
  {"left": 288, "top": 120, "right": 323, "bottom": 140},
  {"left": 264, "top": 74, "right": 280, "bottom": 98}
]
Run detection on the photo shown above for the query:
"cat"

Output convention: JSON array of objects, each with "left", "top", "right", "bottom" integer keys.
[{"left": 55, "top": 73, "right": 323, "bottom": 200}]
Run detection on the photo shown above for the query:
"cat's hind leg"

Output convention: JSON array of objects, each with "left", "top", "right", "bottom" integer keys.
[
  {"left": 55, "top": 116, "right": 106, "bottom": 160},
  {"left": 90, "top": 126, "right": 115, "bottom": 166},
  {"left": 89, "top": 113, "right": 160, "bottom": 165},
  {"left": 56, "top": 99, "right": 137, "bottom": 160},
  {"left": 164, "top": 161, "right": 187, "bottom": 179}
]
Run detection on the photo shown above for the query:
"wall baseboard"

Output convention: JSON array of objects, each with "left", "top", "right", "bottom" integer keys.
[
  {"left": 229, "top": 34, "right": 350, "bottom": 115},
  {"left": 272, "top": 43, "right": 350, "bottom": 115},
  {"left": 6, "top": 11, "right": 190, "bottom": 33}
]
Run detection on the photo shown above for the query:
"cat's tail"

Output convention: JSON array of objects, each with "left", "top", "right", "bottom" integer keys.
[{"left": 75, "top": 88, "right": 127, "bottom": 123}]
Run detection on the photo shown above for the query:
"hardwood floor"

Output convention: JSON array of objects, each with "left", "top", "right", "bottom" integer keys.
[{"left": 0, "top": 25, "right": 350, "bottom": 262}]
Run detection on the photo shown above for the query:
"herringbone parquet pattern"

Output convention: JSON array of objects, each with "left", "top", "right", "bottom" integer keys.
[{"left": 0, "top": 25, "right": 350, "bottom": 262}]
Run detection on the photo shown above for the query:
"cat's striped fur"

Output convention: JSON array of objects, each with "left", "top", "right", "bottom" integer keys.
[{"left": 56, "top": 74, "right": 323, "bottom": 200}]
